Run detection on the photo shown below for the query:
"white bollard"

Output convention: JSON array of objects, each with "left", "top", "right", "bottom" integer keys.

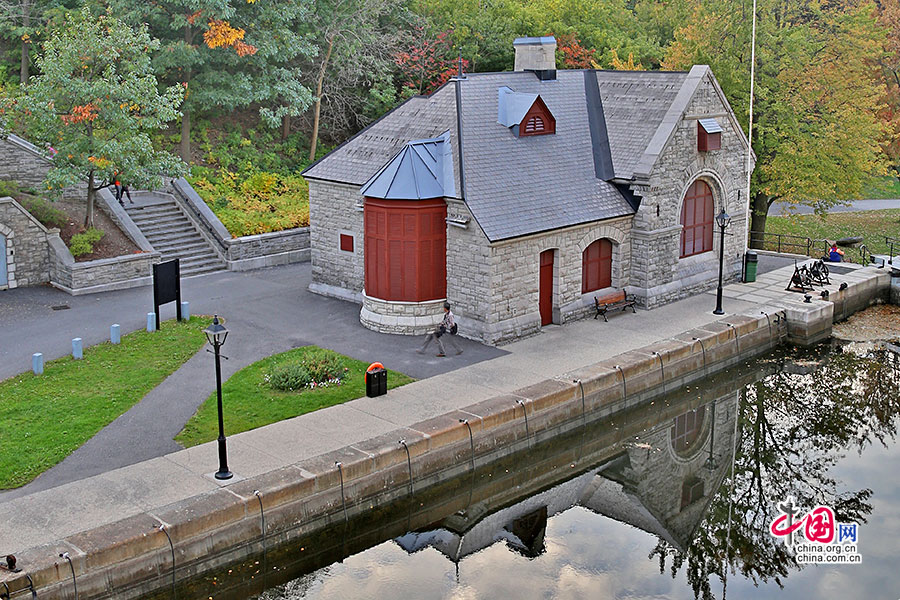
[
  {"left": 32, "top": 353, "right": 43, "bottom": 375},
  {"left": 147, "top": 312, "right": 156, "bottom": 332},
  {"left": 111, "top": 324, "right": 121, "bottom": 344},
  {"left": 180, "top": 301, "right": 190, "bottom": 320},
  {"left": 72, "top": 338, "right": 83, "bottom": 360}
]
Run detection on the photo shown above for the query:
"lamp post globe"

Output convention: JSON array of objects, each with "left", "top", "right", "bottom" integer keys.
[
  {"left": 713, "top": 210, "right": 731, "bottom": 316},
  {"left": 204, "top": 315, "right": 232, "bottom": 480}
]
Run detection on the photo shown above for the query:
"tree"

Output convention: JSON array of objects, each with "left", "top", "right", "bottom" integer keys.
[
  {"left": 109, "top": 0, "right": 314, "bottom": 163},
  {"left": 301, "top": 0, "right": 406, "bottom": 160},
  {"left": 395, "top": 25, "right": 466, "bottom": 96},
  {"left": 7, "top": 8, "right": 185, "bottom": 227},
  {"left": 663, "top": 0, "right": 891, "bottom": 242},
  {"left": 0, "top": 0, "right": 63, "bottom": 83},
  {"left": 875, "top": 0, "right": 900, "bottom": 175}
]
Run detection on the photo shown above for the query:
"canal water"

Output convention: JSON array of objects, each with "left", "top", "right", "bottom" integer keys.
[{"left": 175, "top": 342, "right": 900, "bottom": 600}]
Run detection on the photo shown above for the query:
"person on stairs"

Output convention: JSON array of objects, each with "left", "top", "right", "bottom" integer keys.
[
  {"left": 417, "top": 302, "right": 463, "bottom": 357},
  {"left": 114, "top": 172, "right": 134, "bottom": 206}
]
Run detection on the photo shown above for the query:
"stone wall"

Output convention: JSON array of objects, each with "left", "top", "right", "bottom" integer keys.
[
  {"left": 308, "top": 179, "right": 365, "bottom": 301},
  {"left": 48, "top": 234, "right": 157, "bottom": 295},
  {"left": 477, "top": 217, "right": 633, "bottom": 344},
  {"left": 169, "top": 177, "right": 309, "bottom": 271},
  {"left": 445, "top": 199, "right": 492, "bottom": 337},
  {"left": 630, "top": 72, "right": 752, "bottom": 308},
  {"left": 360, "top": 295, "right": 445, "bottom": 335},
  {"left": 0, "top": 197, "right": 52, "bottom": 289},
  {"left": 0, "top": 134, "right": 84, "bottom": 201}
]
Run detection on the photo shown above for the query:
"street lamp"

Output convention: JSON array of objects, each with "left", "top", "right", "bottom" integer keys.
[
  {"left": 204, "top": 315, "right": 232, "bottom": 480},
  {"left": 713, "top": 210, "right": 732, "bottom": 315}
]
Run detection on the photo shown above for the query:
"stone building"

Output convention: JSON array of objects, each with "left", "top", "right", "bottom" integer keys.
[
  {"left": 0, "top": 196, "right": 55, "bottom": 290},
  {"left": 303, "top": 37, "right": 753, "bottom": 345}
]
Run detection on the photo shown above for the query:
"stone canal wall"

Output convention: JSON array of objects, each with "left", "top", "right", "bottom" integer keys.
[{"left": 2, "top": 311, "right": 787, "bottom": 600}]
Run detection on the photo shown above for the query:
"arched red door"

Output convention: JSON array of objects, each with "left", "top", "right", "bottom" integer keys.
[{"left": 539, "top": 250, "right": 554, "bottom": 326}]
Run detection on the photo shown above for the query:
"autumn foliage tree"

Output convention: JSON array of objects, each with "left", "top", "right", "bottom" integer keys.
[
  {"left": 395, "top": 26, "right": 467, "bottom": 95},
  {"left": 7, "top": 8, "right": 185, "bottom": 227}
]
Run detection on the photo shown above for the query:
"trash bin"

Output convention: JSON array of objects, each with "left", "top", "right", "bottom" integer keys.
[
  {"left": 365, "top": 362, "right": 387, "bottom": 398},
  {"left": 744, "top": 251, "right": 758, "bottom": 283}
]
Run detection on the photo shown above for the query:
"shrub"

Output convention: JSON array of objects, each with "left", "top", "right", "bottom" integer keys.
[
  {"left": 18, "top": 194, "right": 68, "bottom": 229},
  {"left": 188, "top": 167, "right": 309, "bottom": 236},
  {"left": 69, "top": 228, "right": 104, "bottom": 257},
  {"left": 0, "top": 179, "right": 18, "bottom": 197},
  {"left": 267, "top": 350, "right": 348, "bottom": 391}
]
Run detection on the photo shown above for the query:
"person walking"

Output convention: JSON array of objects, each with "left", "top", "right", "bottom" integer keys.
[
  {"left": 418, "top": 302, "right": 463, "bottom": 357},
  {"left": 113, "top": 172, "right": 134, "bottom": 206}
]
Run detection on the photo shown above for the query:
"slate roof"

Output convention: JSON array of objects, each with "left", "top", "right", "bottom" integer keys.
[
  {"left": 593, "top": 70, "right": 691, "bottom": 180},
  {"left": 303, "top": 85, "right": 462, "bottom": 196},
  {"left": 360, "top": 131, "right": 456, "bottom": 200},
  {"left": 303, "top": 66, "right": 719, "bottom": 242},
  {"left": 459, "top": 70, "right": 634, "bottom": 241}
]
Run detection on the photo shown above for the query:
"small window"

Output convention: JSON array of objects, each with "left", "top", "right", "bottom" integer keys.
[
  {"left": 698, "top": 119, "right": 722, "bottom": 152},
  {"left": 339, "top": 233, "right": 354, "bottom": 253},
  {"left": 519, "top": 97, "right": 556, "bottom": 137},
  {"left": 681, "top": 477, "right": 704, "bottom": 509}
]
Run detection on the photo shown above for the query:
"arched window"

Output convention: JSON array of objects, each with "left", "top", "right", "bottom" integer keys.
[
  {"left": 364, "top": 198, "right": 446, "bottom": 302},
  {"left": 582, "top": 239, "right": 612, "bottom": 293},
  {"left": 671, "top": 406, "right": 706, "bottom": 456},
  {"left": 679, "top": 180, "right": 714, "bottom": 257}
]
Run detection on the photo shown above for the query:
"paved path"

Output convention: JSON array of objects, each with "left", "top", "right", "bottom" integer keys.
[
  {"left": 0, "top": 260, "right": 886, "bottom": 556},
  {"left": 0, "top": 264, "right": 505, "bottom": 499},
  {"left": 769, "top": 198, "right": 900, "bottom": 216}
]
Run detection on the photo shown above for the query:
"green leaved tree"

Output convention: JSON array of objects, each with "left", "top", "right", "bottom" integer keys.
[
  {"left": 7, "top": 7, "right": 185, "bottom": 227},
  {"left": 662, "top": 0, "right": 891, "bottom": 241}
]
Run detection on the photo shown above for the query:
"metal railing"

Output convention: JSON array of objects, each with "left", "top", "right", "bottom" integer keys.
[{"left": 748, "top": 231, "right": 815, "bottom": 256}]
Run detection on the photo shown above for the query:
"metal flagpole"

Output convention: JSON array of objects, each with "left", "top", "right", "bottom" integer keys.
[{"left": 744, "top": 0, "right": 758, "bottom": 251}]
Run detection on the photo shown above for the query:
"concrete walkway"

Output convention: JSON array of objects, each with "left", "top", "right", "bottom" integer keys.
[
  {"left": 769, "top": 198, "right": 900, "bottom": 216},
  {"left": 0, "top": 264, "right": 505, "bottom": 500}
]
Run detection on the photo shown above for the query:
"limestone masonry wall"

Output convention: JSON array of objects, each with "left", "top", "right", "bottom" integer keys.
[
  {"left": 480, "top": 217, "right": 633, "bottom": 344},
  {"left": 308, "top": 180, "right": 364, "bottom": 300},
  {"left": 630, "top": 73, "right": 752, "bottom": 308},
  {"left": 0, "top": 197, "right": 52, "bottom": 289}
]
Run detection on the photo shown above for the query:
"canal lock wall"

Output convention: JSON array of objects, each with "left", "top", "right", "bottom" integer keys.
[{"left": 2, "top": 266, "right": 891, "bottom": 599}]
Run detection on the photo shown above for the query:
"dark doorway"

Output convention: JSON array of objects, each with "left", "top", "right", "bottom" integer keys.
[{"left": 539, "top": 249, "right": 554, "bottom": 326}]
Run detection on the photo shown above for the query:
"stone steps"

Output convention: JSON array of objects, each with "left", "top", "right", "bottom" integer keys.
[{"left": 124, "top": 196, "right": 225, "bottom": 276}]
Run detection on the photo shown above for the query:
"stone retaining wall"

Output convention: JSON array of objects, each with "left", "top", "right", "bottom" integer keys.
[
  {"left": 48, "top": 235, "right": 158, "bottom": 295},
  {"left": 360, "top": 295, "right": 445, "bottom": 335},
  {"left": 170, "top": 178, "right": 310, "bottom": 270},
  {"left": 2, "top": 310, "right": 787, "bottom": 600}
]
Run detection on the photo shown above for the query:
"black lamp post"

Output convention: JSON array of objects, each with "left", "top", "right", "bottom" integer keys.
[
  {"left": 205, "top": 315, "right": 232, "bottom": 480},
  {"left": 713, "top": 210, "right": 732, "bottom": 315}
]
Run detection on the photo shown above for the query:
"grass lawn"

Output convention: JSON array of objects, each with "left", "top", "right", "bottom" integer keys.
[
  {"left": 175, "top": 346, "right": 415, "bottom": 448},
  {"left": 0, "top": 317, "right": 208, "bottom": 489},
  {"left": 765, "top": 209, "right": 900, "bottom": 258},
  {"left": 862, "top": 176, "right": 900, "bottom": 199}
]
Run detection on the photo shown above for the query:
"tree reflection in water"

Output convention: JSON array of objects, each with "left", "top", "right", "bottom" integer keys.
[{"left": 651, "top": 344, "right": 900, "bottom": 600}]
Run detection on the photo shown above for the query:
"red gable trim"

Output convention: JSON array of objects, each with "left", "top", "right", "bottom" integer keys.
[{"left": 519, "top": 96, "right": 556, "bottom": 137}]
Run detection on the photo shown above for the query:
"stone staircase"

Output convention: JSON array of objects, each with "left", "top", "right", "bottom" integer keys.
[{"left": 124, "top": 192, "right": 226, "bottom": 276}]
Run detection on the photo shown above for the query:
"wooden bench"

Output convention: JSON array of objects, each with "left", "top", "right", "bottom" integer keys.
[{"left": 594, "top": 290, "right": 637, "bottom": 322}]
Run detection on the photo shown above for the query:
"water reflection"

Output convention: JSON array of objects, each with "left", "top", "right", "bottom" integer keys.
[{"left": 254, "top": 344, "right": 899, "bottom": 600}]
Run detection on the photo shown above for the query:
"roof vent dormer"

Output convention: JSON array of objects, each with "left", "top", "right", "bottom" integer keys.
[
  {"left": 498, "top": 87, "right": 556, "bottom": 137},
  {"left": 513, "top": 36, "right": 557, "bottom": 81}
]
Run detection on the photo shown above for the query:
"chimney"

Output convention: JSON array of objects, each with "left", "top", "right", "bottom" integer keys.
[{"left": 513, "top": 37, "right": 557, "bottom": 80}]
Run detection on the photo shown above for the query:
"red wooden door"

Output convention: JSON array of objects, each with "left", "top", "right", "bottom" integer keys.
[{"left": 539, "top": 250, "right": 554, "bottom": 326}]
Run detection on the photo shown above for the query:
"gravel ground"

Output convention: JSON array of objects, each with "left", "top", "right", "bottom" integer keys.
[{"left": 832, "top": 304, "right": 900, "bottom": 342}]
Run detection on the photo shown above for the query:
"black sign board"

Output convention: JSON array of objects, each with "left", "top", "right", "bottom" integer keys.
[{"left": 152, "top": 258, "right": 182, "bottom": 330}]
